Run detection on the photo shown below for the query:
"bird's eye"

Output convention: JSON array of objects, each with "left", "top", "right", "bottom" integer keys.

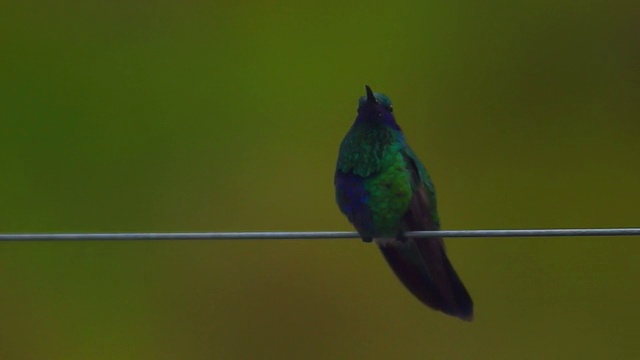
[{"left": 388, "top": 105, "right": 393, "bottom": 112}]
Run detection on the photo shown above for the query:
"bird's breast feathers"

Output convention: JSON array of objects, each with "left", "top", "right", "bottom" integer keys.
[{"left": 336, "top": 150, "right": 413, "bottom": 237}]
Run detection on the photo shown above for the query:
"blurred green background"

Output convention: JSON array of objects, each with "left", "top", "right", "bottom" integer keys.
[{"left": 1, "top": 0, "right": 639, "bottom": 359}]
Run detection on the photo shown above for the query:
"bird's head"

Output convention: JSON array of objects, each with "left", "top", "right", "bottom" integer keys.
[{"left": 357, "top": 85, "right": 399, "bottom": 130}]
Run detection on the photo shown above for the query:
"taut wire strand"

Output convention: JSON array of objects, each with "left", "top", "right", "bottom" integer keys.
[{"left": 0, "top": 228, "right": 639, "bottom": 241}]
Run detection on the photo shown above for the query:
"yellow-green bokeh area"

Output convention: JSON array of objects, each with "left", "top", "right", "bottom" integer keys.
[{"left": 1, "top": 0, "right": 638, "bottom": 359}]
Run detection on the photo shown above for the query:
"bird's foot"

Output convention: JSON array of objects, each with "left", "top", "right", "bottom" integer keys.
[
  {"left": 396, "top": 232, "right": 409, "bottom": 243},
  {"left": 361, "top": 237, "right": 373, "bottom": 243}
]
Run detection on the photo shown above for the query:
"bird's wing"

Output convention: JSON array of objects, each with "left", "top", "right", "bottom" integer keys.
[{"left": 377, "top": 146, "right": 473, "bottom": 320}]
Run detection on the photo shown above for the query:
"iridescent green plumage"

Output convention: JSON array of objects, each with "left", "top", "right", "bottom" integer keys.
[{"left": 335, "top": 86, "right": 473, "bottom": 320}]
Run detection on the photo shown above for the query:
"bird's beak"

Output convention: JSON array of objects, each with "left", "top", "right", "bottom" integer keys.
[{"left": 365, "top": 85, "right": 377, "bottom": 104}]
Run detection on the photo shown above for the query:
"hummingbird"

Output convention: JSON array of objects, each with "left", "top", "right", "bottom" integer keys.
[{"left": 334, "top": 85, "right": 473, "bottom": 321}]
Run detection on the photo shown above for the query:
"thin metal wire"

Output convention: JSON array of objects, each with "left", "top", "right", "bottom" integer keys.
[{"left": 0, "top": 228, "right": 639, "bottom": 241}]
